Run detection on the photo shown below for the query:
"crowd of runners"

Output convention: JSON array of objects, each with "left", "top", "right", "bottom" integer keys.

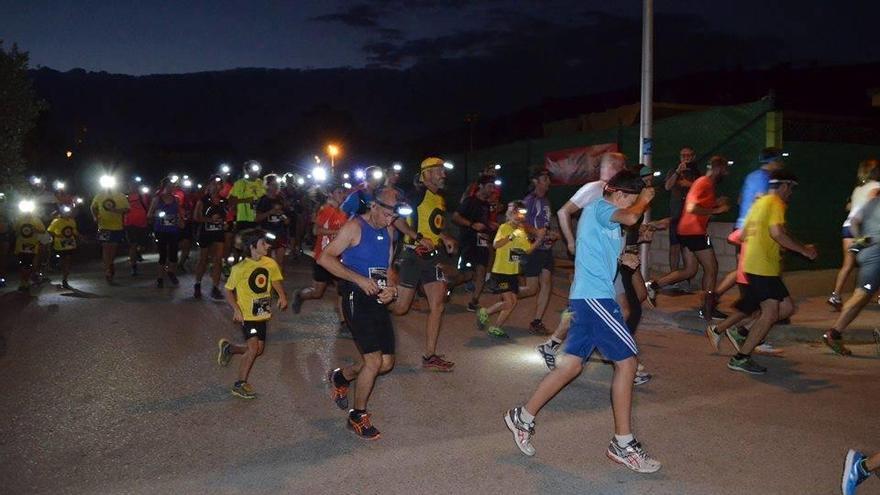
[{"left": 0, "top": 150, "right": 877, "bottom": 492}]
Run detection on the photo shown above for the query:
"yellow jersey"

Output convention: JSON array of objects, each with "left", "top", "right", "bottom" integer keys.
[
  {"left": 91, "top": 192, "right": 129, "bottom": 230},
  {"left": 47, "top": 217, "right": 79, "bottom": 251},
  {"left": 14, "top": 215, "right": 46, "bottom": 255},
  {"left": 406, "top": 187, "right": 446, "bottom": 244},
  {"left": 492, "top": 222, "right": 532, "bottom": 275},
  {"left": 742, "top": 194, "right": 787, "bottom": 276},
  {"left": 225, "top": 256, "right": 283, "bottom": 321}
]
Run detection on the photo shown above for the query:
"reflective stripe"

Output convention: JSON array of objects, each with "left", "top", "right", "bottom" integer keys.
[{"left": 584, "top": 299, "right": 638, "bottom": 354}]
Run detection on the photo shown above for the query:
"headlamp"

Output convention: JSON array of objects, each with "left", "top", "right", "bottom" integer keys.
[
  {"left": 99, "top": 175, "right": 117, "bottom": 189},
  {"left": 19, "top": 199, "right": 36, "bottom": 213},
  {"left": 53, "top": 180, "right": 66, "bottom": 191},
  {"left": 140, "top": 186, "right": 150, "bottom": 194},
  {"left": 392, "top": 163, "right": 402, "bottom": 172},
  {"left": 443, "top": 162, "right": 454, "bottom": 170}
]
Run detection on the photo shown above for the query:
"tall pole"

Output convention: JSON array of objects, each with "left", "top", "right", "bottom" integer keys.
[{"left": 638, "top": 0, "right": 654, "bottom": 278}]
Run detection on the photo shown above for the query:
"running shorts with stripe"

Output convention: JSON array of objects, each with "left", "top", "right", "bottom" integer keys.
[{"left": 564, "top": 298, "right": 638, "bottom": 362}]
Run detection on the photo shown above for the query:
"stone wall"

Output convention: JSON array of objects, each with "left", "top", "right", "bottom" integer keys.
[{"left": 645, "top": 221, "right": 737, "bottom": 279}]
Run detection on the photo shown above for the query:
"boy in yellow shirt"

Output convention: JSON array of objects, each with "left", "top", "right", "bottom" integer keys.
[
  {"left": 14, "top": 202, "right": 46, "bottom": 292},
  {"left": 216, "top": 229, "right": 288, "bottom": 399},
  {"left": 47, "top": 205, "right": 80, "bottom": 289},
  {"left": 477, "top": 201, "right": 543, "bottom": 337}
]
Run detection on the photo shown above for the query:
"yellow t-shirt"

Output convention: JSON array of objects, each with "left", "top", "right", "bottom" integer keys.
[
  {"left": 14, "top": 215, "right": 46, "bottom": 255},
  {"left": 47, "top": 217, "right": 79, "bottom": 251},
  {"left": 492, "top": 222, "right": 532, "bottom": 275},
  {"left": 407, "top": 187, "right": 446, "bottom": 244},
  {"left": 225, "top": 256, "right": 284, "bottom": 321},
  {"left": 91, "top": 192, "right": 129, "bottom": 231},
  {"left": 742, "top": 194, "right": 787, "bottom": 276}
]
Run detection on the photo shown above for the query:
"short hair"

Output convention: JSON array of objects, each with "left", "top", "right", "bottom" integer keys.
[
  {"left": 372, "top": 185, "right": 399, "bottom": 205},
  {"left": 857, "top": 158, "right": 880, "bottom": 184},
  {"left": 759, "top": 147, "right": 783, "bottom": 164},
  {"left": 238, "top": 228, "right": 269, "bottom": 249},
  {"left": 768, "top": 169, "right": 799, "bottom": 188},
  {"left": 708, "top": 155, "right": 728, "bottom": 170},
  {"left": 599, "top": 152, "right": 627, "bottom": 175},
  {"left": 604, "top": 170, "right": 645, "bottom": 195}
]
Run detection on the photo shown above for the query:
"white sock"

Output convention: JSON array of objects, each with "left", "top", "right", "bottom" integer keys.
[
  {"left": 520, "top": 407, "right": 535, "bottom": 423},
  {"left": 615, "top": 434, "right": 634, "bottom": 447}
]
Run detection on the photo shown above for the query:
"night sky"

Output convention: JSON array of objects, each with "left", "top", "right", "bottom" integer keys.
[{"left": 2, "top": 0, "right": 879, "bottom": 75}]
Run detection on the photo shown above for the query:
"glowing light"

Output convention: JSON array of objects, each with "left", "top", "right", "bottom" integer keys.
[
  {"left": 326, "top": 144, "right": 339, "bottom": 157},
  {"left": 312, "top": 166, "right": 328, "bottom": 183},
  {"left": 140, "top": 186, "right": 150, "bottom": 194},
  {"left": 517, "top": 208, "right": 528, "bottom": 215},
  {"left": 296, "top": 177, "right": 305, "bottom": 185},
  {"left": 226, "top": 255, "right": 235, "bottom": 264},
  {"left": 134, "top": 176, "right": 142, "bottom": 183},
  {"left": 494, "top": 179, "right": 502, "bottom": 186},
  {"left": 727, "top": 160, "right": 735, "bottom": 166},
  {"left": 397, "top": 204, "right": 413, "bottom": 216},
  {"left": 170, "top": 175, "right": 179, "bottom": 184},
  {"left": 392, "top": 163, "right": 402, "bottom": 172},
  {"left": 494, "top": 164, "right": 502, "bottom": 170},
  {"left": 355, "top": 169, "right": 365, "bottom": 180},
  {"left": 653, "top": 170, "right": 662, "bottom": 177},
  {"left": 75, "top": 197, "right": 83, "bottom": 204},
  {"left": 265, "top": 232, "right": 277, "bottom": 240},
  {"left": 183, "top": 174, "right": 189, "bottom": 180},
  {"left": 182, "top": 179, "right": 193, "bottom": 188},
  {"left": 197, "top": 183, "right": 203, "bottom": 189},
  {"left": 343, "top": 182, "right": 352, "bottom": 189},
  {"left": 30, "top": 176, "right": 42, "bottom": 185},
  {"left": 18, "top": 200, "right": 35, "bottom": 213},
  {"left": 220, "top": 164, "right": 231, "bottom": 174},
  {"left": 782, "top": 152, "right": 790, "bottom": 157},
  {"left": 65, "top": 150, "right": 73, "bottom": 158},
  {"left": 371, "top": 169, "right": 384, "bottom": 180},
  {"left": 214, "top": 176, "right": 222, "bottom": 183},
  {"left": 99, "top": 175, "right": 117, "bottom": 189},
  {"left": 343, "top": 173, "right": 350, "bottom": 179},
  {"left": 244, "top": 173, "right": 250, "bottom": 179},
  {"left": 250, "top": 162, "right": 261, "bottom": 172},
  {"left": 158, "top": 211, "right": 166, "bottom": 218},
  {"left": 314, "top": 155, "right": 322, "bottom": 164},
  {"left": 53, "top": 180, "right": 66, "bottom": 191},
  {"left": 61, "top": 205, "right": 72, "bottom": 213},
  {"left": 443, "top": 162, "right": 454, "bottom": 170}
]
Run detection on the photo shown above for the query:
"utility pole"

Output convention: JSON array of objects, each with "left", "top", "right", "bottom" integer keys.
[{"left": 638, "top": 0, "right": 654, "bottom": 278}]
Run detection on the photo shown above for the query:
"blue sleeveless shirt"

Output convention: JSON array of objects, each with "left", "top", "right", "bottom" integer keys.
[{"left": 341, "top": 216, "right": 392, "bottom": 284}]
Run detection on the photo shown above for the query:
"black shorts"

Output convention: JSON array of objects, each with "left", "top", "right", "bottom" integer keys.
[
  {"left": 340, "top": 282, "right": 395, "bottom": 355},
  {"left": 489, "top": 273, "right": 519, "bottom": 294},
  {"left": 97, "top": 229, "right": 126, "bottom": 244},
  {"left": 733, "top": 283, "right": 760, "bottom": 315},
  {"left": 241, "top": 320, "right": 268, "bottom": 341},
  {"left": 18, "top": 253, "right": 35, "bottom": 268},
  {"left": 313, "top": 259, "right": 335, "bottom": 283},
  {"left": 56, "top": 249, "right": 76, "bottom": 258},
  {"left": 458, "top": 243, "right": 489, "bottom": 271},
  {"left": 198, "top": 227, "right": 225, "bottom": 247},
  {"left": 669, "top": 217, "right": 681, "bottom": 246},
  {"left": 678, "top": 234, "right": 712, "bottom": 252},
  {"left": 235, "top": 221, "right": 257, "bottom": 233},
  {"left": 179, "top": 222, "right": 194, "bottom": 241},
  {"left": 523, "top": 249, "right": 554, "bottom": 277},
  {"left": 155, "top": 231, "right": 180, "bottom": 264},
  {"left": 125, "top": 226, "right": 149, "bottom": 247},
  {"left": 744, "top": 273, "right": 790, "bottom": 303},
  {"left": 399, "top": 248, "right": 447, "bottom": 288}
]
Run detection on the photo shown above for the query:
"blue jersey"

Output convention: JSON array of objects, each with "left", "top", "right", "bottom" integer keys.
[
  {"left": 154, "top": 199, "right": 180, "bottom": 233},
  {"left": 341, "top": 187, "right": 373, "bottom": 218},
  {"left": 570, "top": 199, "right": 624, "bottom": 300},
  {"left": 736, "top": 168, "right": 770, "bottom": 229},
  {"left": 341, "top": 216, "right": 392, "bottom": 285}
]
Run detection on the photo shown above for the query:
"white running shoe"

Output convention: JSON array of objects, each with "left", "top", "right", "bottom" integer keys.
[
  {"left": 504, "top": 407, "right": 536, "bottom": 456},
  {"left": 606, "top": 438, "right": 661, "bottom": 473}
]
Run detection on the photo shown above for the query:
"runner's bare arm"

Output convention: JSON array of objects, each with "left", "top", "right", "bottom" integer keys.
[
  {"left": 770, "top": 224, "right": 817, "bottom": 260},
  {"left": 612, "top": 187, "right": 655, "bottom": 226},
  {"left": 557, "top": 200, "right": 580, "bottom": 254},
  {"left": 319, "top": 219, "right": 380, "bottom": 295},
  {"left": 271, "top": 280, "right": 288, "bottom": 310}
]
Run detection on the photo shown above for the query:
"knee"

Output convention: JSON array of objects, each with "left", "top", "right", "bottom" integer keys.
[
  {"left": 615, "top": 356, "right": 638, "bottom": 374},
  {"left": 363, "top": 354, "right": 382, "bottom": 371},
  {"left": 379, "top": 356, "right": 395, "bottom": 374}
]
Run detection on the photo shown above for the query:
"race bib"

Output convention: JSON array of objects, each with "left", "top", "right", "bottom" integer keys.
[
  {"left": 435, "top": 265, "right": 447, "bottom": 283},
  {"left": 60, "top": 238, "right": 76, "bottom": 249},
  {"left": 21, "top": 242, "right": 36, "bottom": 253},
  {"left": 252, "top": 297, "right": 272, "bottom": 317},
  {"left": 162, "top": 215, "right": 177, "bottom": 227},
  {"left": 476, "top": 233, "right": 489, "bottom": 247},
  {"left": 509, "top": 248, "right": 526, "bottom": 264},
  {"left": 205, "top": 222, "right": 223, "bottom": 232},
  {"left": 369, "top": 267, "right": 388, "bottom": 288},
  {"left": 97, "top": 231, "right": 110, "bottom": 242}
]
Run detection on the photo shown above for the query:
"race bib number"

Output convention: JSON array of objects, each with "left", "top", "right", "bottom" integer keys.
[
  {"left": 60, "top": 238, "right": 76, "bottom": 249},
  {"left": 205, "top": 222, "right": 223, "bottom": 232},
  {"left": 509, "top": 248, "right": 526, "bottom": 264},
  {"left": 369, "top": 267, "right": 388, "bottom": 288},
  {"left": 162, "top": 215, "right": 177, "bottom": 227},
  {"left": 435, "top": 265, "right": 447, "bottom": 283},
  {"left": 476, "top": 233, "right": 489, "bottom": 247},
  {"left": 21, "top": 242, "right": 36, "bottom": 253},
  {"left": 268, "top": 214, "right": 284, "bottom": 224},
  {"left": 97, "top": 231, "right": 110, "bottom": 242},
  {"left": 252, "top": 297, "right": 272, "bottom": 317}
]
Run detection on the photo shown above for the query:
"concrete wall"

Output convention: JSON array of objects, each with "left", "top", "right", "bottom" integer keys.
[{"left": 645, "top": 221, "right": 737, "bottom": 279}]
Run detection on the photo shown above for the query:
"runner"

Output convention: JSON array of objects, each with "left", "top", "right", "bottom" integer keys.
[
  {"left": 91, "top": 178, "right": 129, "bottom": 283},
  {"left": 176, "top": 179, "right": 200, "bottom": 272},
  {"left": 216, "top": 228, "right": 287, "bottom": 399},
  {"left": 291, "top": 184, "right": 347, "bottom": 316},
  {"left": 822, "top": 191, "right": 880, "bottom": 355},
  {"left": 193, "top": 177, "right": 228, "bottom": 299},
  {"left": 391, "top": 157, "right": 458, "bottom": 372},
  {"left": 255, "top": 174, "right": 290, "bottom": 269},
  {"left": 842, "top": 449, "right": 879, "bottom": 495},
  {"left": 147, "top": 178, "right": 184, "bottom": 288},
  {"left": 13, "top": 200, "right": 46, "bottom": 292},
  {"left": 451, "top": 174, "right": 495, "bottom": 312},
  {"left": 724, "top": 170, "right": 816, "bottom": 374},
  {"left": 322, "top": 187, "right": 401, "bottom": 439},
  {"left": 664, "top": 146, "right": 700, "bottom": 288},
  {"left": 341, "top": 165, "right": 384, "bottom": 217},
  {"left": 476, "top": 201, "right": 543, "bottom": 338},
  {"left": 229, "top": 162, "right": 267, "bottom": 257},
  {"left": 828, "top": 158, "right": 880, "bottom": 310},
  {"left": 125, "top": 179, "right": 151, "bottom": 277},
  {"left": 518, "top": 168, "right": 559, "bottom": 334},
  {"left": 503, "top": 170, "right": 661, "bottom": 473},
  {"left": 645, "top": 156, "right": 731, "bottom": 320},
  {"left": 46, "top": 204, "right": 79, "bottom": 289}
]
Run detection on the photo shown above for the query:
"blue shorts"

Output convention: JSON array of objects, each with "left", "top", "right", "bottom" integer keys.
[
  {"left": 564, "top": 298, "right": 638, "bottom": 362},
  {"left": 97, "top": 229, "right": 126, "bottom": 244}
]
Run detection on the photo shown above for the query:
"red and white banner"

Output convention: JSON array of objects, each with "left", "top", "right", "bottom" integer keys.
[{"left": 544, "top": 143, "right": 618, "bottom": 185}]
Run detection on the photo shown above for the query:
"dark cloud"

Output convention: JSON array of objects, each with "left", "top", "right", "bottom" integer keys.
[{"left": 309, "top": 3, "right": 385, "bottom": 27}]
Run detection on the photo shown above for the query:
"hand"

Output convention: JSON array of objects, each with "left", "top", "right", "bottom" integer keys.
[
  {"left": 637, "top": 186, "right": 656, "bottom": 204},
  {"left": 802, "top": 244, "right": 818, "bottom": 261},
  {"left": 442, "top": 236, "right": 457, "bottom": 254},
  {"left": 471, "top": 222, "right": 486, "bottom": 232},
  {"left": 417, "top": 237, "right": 435, "bottom": 251},
  {"left": 357, "top": 275, "right": 381, "bottom": 296},
  {"left": 277, "top": 296, "right": 288, "bottom": 311},
  {"left": 619, "top": 252, "right": 640, "bottom": 269},
  {"left": 676, "top": 162, "right": 688, "bottom": 173},
  {"left": 714, "top": 198, "right": 731, "bottom": 214},
  {"left": 637, "top": 224, "right": 655, "bottom": 244},
  {"left": 232, "top": 308, "right": 244, "bottom": 323},
  {"left": 377, "top": 286, "right": 396, "bottom": 304},
  {"left": 566, "top": 240, "right": 576, "bottom": 255}
]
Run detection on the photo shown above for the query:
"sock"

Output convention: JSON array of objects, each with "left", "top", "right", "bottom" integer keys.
[
  {"left": 333, "top": 369, "right": 350, "bottom": 387},
  {"left": 349, "top": 408, "right": 366, "bottom": 420},
  {"left": 734, "top": 353, "right": 749, "bottom": 360},
  {"left": 234, "top": 380, "right": 245, "bottom": 386},
  {"left": 548, "top": 337, "right": 562, "bottom": 348},
  {"left": 615, "top": 433, "right": 634, "bottom": 447},
  {"left": 519, "top": 407, "right": 535, "bottom": 423},
  {"left": 829, "top": 329, "right": 842, "bottom": 340},
  {"left": 858, "top": 458, "right": 872, "bottom": 477}
]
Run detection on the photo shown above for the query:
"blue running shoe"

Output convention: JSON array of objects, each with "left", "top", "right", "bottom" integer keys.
[{"left": 843, "top": 449, "right": 871, "bottom": 495}]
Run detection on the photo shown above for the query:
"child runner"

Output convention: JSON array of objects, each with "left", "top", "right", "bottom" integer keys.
[
  {"left": 14, "top": 201, "right": 46, "bottom": 292},
  {"left": 46, "top": 204, "right": 79, "bottom": 289},
  {"left": 216, "top": 229, "right": 288, "bottom": 399}
]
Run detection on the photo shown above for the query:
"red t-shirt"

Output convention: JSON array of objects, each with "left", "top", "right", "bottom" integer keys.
[
  {"left": 677, "top": 176, "right": 715, "bottom": 236},
  {"left": 313, "top": 204, "right": 348, "bottom": 259},
  {"left": 125, "top": 192, "right": 150, "bottom": 227},
  {"left": 220, "top": 182, "right": 235, "bottom": 222}
]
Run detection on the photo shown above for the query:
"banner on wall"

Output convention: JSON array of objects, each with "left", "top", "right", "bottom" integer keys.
[{"left": 544, "top": 143, "right": 619, "bottom": 185}]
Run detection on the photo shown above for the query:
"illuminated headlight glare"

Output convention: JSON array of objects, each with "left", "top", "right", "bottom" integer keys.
[
  {"left": 782, "top": 152, "right": 790, "bottom": 157},
  {"left": 99, "top": 175, "right": 116, "bottom": 189},
  {"left": 134, "top": 176, "right": 142, "bottom": 183},
  {"left": 197, "top": 183, "right": 202, "bottom": 189},
  {"left": 727, "top": 160, "right": 735, "bottom": 166},
  {"left": 30, "top": 176, "right": 42, "bottom": 185},
  {"left": 170, "top": 175, "right": 179, "bottom": 184},
  {"left": 220, "top": 164, "right": 231, "bottom": 174},
  {"left": 226, "top": 256, "right": 235, "bottom": 264},
  {"left": 214, "top": 177, "right": 222, "bottom": 183},
  {"left": 75, "top": 197, "right": 83, "bottom": 204},
  {"left": 182, "top": 179, "right": 193, "bottom": 188},
  {"left": 244, "top": 173, "right": 250, "bottom": 179},
  {"left": 61, "top": 205, "right": 72, "bottom": 213},
  {"left": 312, "top": 166, "right": 328, "bottom": 183},
  {"left": 494, "top": 164, "right": 502, "bottom": 170},
  {"left": 494, "top": 179, "right": 502, "bottom": 186},
  {"left": 653, "top": 170, "right": 662, "bottom": 177},
  {"left": 158, "top": 211, "right": 166, "bottom": 218},
  {"left": 517, "top": 208, "right": 528, "bottom": 215},
  {"left": 354, "top": 169, "right": 365, "bottom": 180},
  {"left": 183, "top": 175, "right": 189, "bottom": 180},
  {"left": 392, "top": 163, "right": 402, "bottom": 172},
  {"left": 53, "top": 180, "right": 66, "bottom": 191},
  {"left": 250, "top": 163, "right": 261, "bottom": 172},
  {"left": 296, "top": 177, "right": 305, "bottom": 185},
  {"left": 371, "top": 169, "right": 384, "bottom": 180},
  {"left": 140, "top": 186, "right": 150, "bottom": 194},
  {"left": 397, "top": 205, "right": 413, "bottom": 216},
  {"left": 265, "top": 232, "right": 277, "bottom": 241},
  {"left": 343, "top": 182, "right": 352, "bottom": 189},
  {"left": 443, "top": 162, "right": 454, "bottom": 170},
  {"left": 18, "top": 200, "right": 35, "bottom": 213},
  {"left": 343, "top": 173, "right": 350, "bottom": 179}
]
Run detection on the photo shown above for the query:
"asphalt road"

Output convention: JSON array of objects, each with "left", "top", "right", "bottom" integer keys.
[{"left": 0, "top": 254, "right": 877, "bottom": 494}]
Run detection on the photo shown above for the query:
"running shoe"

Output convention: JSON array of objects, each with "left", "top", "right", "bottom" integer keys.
[
  {"left": 466, "top": 301, "right": 479, "bottom": 313},
  {"left": 754, "top": 342, "right": 784, "bottom": 356},
  {"left": 633, "top": 369, "right": 652, "bottom": 386},
  {"left": 422, "top": 354, "right": 455, "bottom": 372},
  {"left": 231, "top": 381, "right": 256, "bottom": 399},
  {"left": 156, "top": 278, "right": 164, "bottom": 288},
  {"left": 827, "top": 293, "right": 843, "bottom": 312},
  {"left": 725, "top": 327, "right": 746, "bottom": 352},
  {"left": 210, "top": 286, "right": 224, "bottom": 300},
  {"left": 61, "top": 280, "right": 72, "bottom": 290},
  {"left": 644, "top": 281, "right": 658, "bottom": 307},
  {"left": 487, "top": 326, "right": 508, "bottom": 338},
  {"left": 606, "top": 438, "right": 661, "bottom": 473},
  {"left": 503, "top": 407, "right": 536, "bottom": 456},
  {"left": 529, "top": 319, "right": 548, "bottom": 335},
  {"left": 698, "top": 308, "right": 729, "bottom": 320},
  {"left": 291, "top": 292, "right": 303, "bottom": 314},
  {"left": 727, "top": 355, "right": 767, "bottom": 374},
  {"left": 167, "top": 272, "right": 179, "bottom": 286},
  {"left": 193, "top": 283, "right": 202, "bottom": 299},
  {"left": 842, "top": 449, "right": 871, "bottom": 495},
  {"left": 476, "top": 307, "right": 489, "bottom": 331},
  {"left": 327, "top": 368, "right": 349, "bottom": 410},
  {"left": 535, "top": 342, "right": 559, "bottom": 370},
  {"left": 347, "top": 411, "right": 381, "bottom": 440},
  {"left": 823, "top": 332, "right": 853, "bottom": 356},
  {"left": 217, "top": 339, "right": 231, "bottom": 366},
  {"left": 131, "top": 264, "right": 138, "bottom": 277},
  {"left": 705, "top": 325, "right": 722, "bottom": 352}
]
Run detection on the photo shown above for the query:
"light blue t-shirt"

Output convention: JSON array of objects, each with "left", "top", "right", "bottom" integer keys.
[
  {"left": 570, "top": 199, "right": 624, "bottom": 300},
  {"left": 736, "top": 168, "right": 770, "bottom": 228}
]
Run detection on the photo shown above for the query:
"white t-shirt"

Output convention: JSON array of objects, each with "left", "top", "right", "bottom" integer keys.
[
  {"left": 569, "top": 180, "right": 606, "bottom": 209},
  {"left": 844, "top": 180, "right": 880, "bottom": 227}
]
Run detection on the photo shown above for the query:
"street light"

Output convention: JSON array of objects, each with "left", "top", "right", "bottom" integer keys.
[
  {"left": 65, "top": 150, "right": 73, "bottom": 159},
  {"left": 327, "top": 144, "right": 340, "bottom": 168}
]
